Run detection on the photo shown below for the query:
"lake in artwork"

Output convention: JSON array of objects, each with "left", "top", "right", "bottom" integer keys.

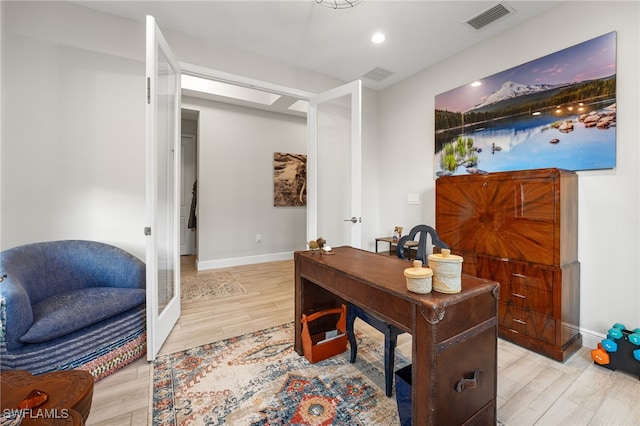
[{"left": 434, "top": 32, "right": 617, "bottom": 177}]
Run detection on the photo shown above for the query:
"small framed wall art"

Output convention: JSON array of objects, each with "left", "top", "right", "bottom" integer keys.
[{"left": 273, "top": 152, "right": 307, "bottom": 207}]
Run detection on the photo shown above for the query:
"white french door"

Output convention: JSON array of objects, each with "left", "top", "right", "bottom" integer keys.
[
  {"left": 145, "top": 15, "right": 181, "bottom": 361},
  {"left": 307, "top": 80, "right": 362, "bottom": 248}
]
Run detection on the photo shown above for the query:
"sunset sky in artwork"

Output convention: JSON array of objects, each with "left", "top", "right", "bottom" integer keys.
[{"left": 435, "top": 31, "right": 616, "bottom": 113}]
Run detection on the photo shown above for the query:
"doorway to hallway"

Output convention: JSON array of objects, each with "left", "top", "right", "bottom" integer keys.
[{"left": 180, "top": 109, "right": 199, "bottom": 256}]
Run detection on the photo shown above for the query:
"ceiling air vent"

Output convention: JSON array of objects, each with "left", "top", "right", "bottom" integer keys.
[
  {"left": 363, "top": 67, "right": 394, "bottom": 82},
  {"left": 465, "top": 2, "right": 514, "bottom": 30}
]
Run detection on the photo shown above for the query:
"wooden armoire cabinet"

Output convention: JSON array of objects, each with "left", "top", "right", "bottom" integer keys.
[{"left": 435, "top": 168, "right": 581, "bottom": 361}]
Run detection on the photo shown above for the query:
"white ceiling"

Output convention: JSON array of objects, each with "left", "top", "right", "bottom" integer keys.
[{"left": 73, "top": 0, "right": 562, "bottom": 91}]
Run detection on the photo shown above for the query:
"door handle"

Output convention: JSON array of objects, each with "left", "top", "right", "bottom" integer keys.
[{"left": 344, "top": 217, "right": 360, "bottom": 223}]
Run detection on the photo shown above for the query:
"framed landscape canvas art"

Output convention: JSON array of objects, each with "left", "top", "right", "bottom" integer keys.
[{"left": 434, "top": 31, "right": 616, "bottom": 177}]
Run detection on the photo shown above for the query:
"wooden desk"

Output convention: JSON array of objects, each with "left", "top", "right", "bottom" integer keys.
[{"left": 294, "top": 246, "right": 499, "bottom": 425}]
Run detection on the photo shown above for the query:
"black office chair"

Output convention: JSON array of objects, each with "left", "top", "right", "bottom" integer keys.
[
  {"left": 346, "top": 225, "right": 449, "bottom": 397},
  {"left": 397, "top": 224, "right": 449, "bottom": 263}
]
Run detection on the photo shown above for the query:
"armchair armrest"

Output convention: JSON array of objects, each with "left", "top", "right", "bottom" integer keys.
[{"left": 0, "top": 274, "right": 34, "bottom": 351}]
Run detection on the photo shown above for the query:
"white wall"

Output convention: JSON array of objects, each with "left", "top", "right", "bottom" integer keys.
[
  {"left": 377, "top": 1, "right": 640, "bottom": 342},
  {"left": 182, "top": 97, "right": 308, "bottom": 268},
  {"left": 2, "top": 2, "right": 146, "bottom": 258}
]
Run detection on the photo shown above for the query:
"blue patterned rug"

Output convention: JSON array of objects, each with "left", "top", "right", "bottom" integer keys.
[{"left": 151, "top": 322, "right": 408, "bottom": 425}]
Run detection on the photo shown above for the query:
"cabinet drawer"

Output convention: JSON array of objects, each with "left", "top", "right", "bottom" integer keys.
[
  {"left": 464, "top": 255, "right": 554, "bottom": 317},
  {"left": 500, "top": 262, "right": 555, "bottom": 316},
  {"left": 502, "top": 284, "right": 553, "bottom": 316},
  {"left": 462, "top": 254, "right": 554, "bottom": 291},
  {"left": 499, "top": 304, "right": 555, "bottom": 345},
  {"left": 509, "top": 263, "right": 554, "bottom": 292}
]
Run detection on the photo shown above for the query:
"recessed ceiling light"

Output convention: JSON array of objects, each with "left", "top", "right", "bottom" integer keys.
[
  {"left": 371, "top": 32, "right": 386, "bottom": 44},
  {"left": 471, "top": 81, "right": 482, "bottom": 87}
]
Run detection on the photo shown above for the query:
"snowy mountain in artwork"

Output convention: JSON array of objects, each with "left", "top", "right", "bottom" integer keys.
[{"left": 473, "top": 81, "right": 566, "bottom": 110}]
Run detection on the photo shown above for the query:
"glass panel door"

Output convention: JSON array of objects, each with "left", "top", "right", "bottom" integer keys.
[{"left": 145, "top": 15, "right": 181, "bottom": 360}]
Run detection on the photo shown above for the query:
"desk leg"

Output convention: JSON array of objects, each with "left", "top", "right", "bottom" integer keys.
[
  {"left": 294, "top": 259, "right": 303, "bottom": 355},
  {"left": 346, "top": 306, "right": 358, "bottom": 363},
  {"left": 412, "top": 306, "right": 438, "bottom": 425}
]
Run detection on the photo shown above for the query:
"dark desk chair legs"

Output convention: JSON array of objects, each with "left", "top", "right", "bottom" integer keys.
[{"left": 346, "top": 303, "right": 404, "bottom": 397}]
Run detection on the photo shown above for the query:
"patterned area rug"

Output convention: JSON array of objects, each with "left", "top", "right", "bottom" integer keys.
[
  {"left": 181, "top": 271, "right": 247, "bottom": 301},
  {"left": 151, "top": 322, "right": 408, "bottom": 425}
]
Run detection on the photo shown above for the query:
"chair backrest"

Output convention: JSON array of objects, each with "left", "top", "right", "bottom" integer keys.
[{"left": 396, "top": 225, "right": 449, "bottom": 263}]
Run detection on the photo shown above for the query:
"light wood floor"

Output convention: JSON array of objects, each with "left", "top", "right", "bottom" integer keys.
[{"left": 87, "top": 257, "right": 640, "bottom": 425}]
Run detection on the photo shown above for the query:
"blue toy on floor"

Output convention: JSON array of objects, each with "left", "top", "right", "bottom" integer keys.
[{"left": 591, "top": 323, "right": 640, "bottom": 379}]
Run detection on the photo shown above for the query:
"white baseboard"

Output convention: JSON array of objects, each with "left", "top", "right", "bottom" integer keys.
[
  {"left": 579, "top": 326, "right": 606, "bottom": 349},
  {"left": 197, "top": 251, "right": 294, "bottom": 271}
]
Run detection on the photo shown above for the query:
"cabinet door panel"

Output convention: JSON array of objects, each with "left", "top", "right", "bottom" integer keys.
[{"left": 436, "top": 176, "right": 556, "bottom": 265}]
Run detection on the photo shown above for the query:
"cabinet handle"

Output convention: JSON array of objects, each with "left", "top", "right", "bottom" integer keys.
[
  {"left": 513, "top": 318, "right": 527, "bottom": 325},
  {"left": 512, "top": 273, "right": 526, "bottom": 278},
  {"left": 455, "top": 369, "right": 480, "bottom": 393},
  {"left": 512, "top": 293, "right": 526, "bottom": 299}
]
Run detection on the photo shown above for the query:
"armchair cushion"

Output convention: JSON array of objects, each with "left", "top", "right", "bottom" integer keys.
[{"left": 19, "top": 287, "right": 146, "bottom": 344}]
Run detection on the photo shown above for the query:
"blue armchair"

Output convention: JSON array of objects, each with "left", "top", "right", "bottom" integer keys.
[{"left": 0, "top": 240, "right": 147, "bottom": 380}]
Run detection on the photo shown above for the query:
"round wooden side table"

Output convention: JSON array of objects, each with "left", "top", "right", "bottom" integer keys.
[{"left": 1, "top": 370, "right": 94, "bottom": 425}]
